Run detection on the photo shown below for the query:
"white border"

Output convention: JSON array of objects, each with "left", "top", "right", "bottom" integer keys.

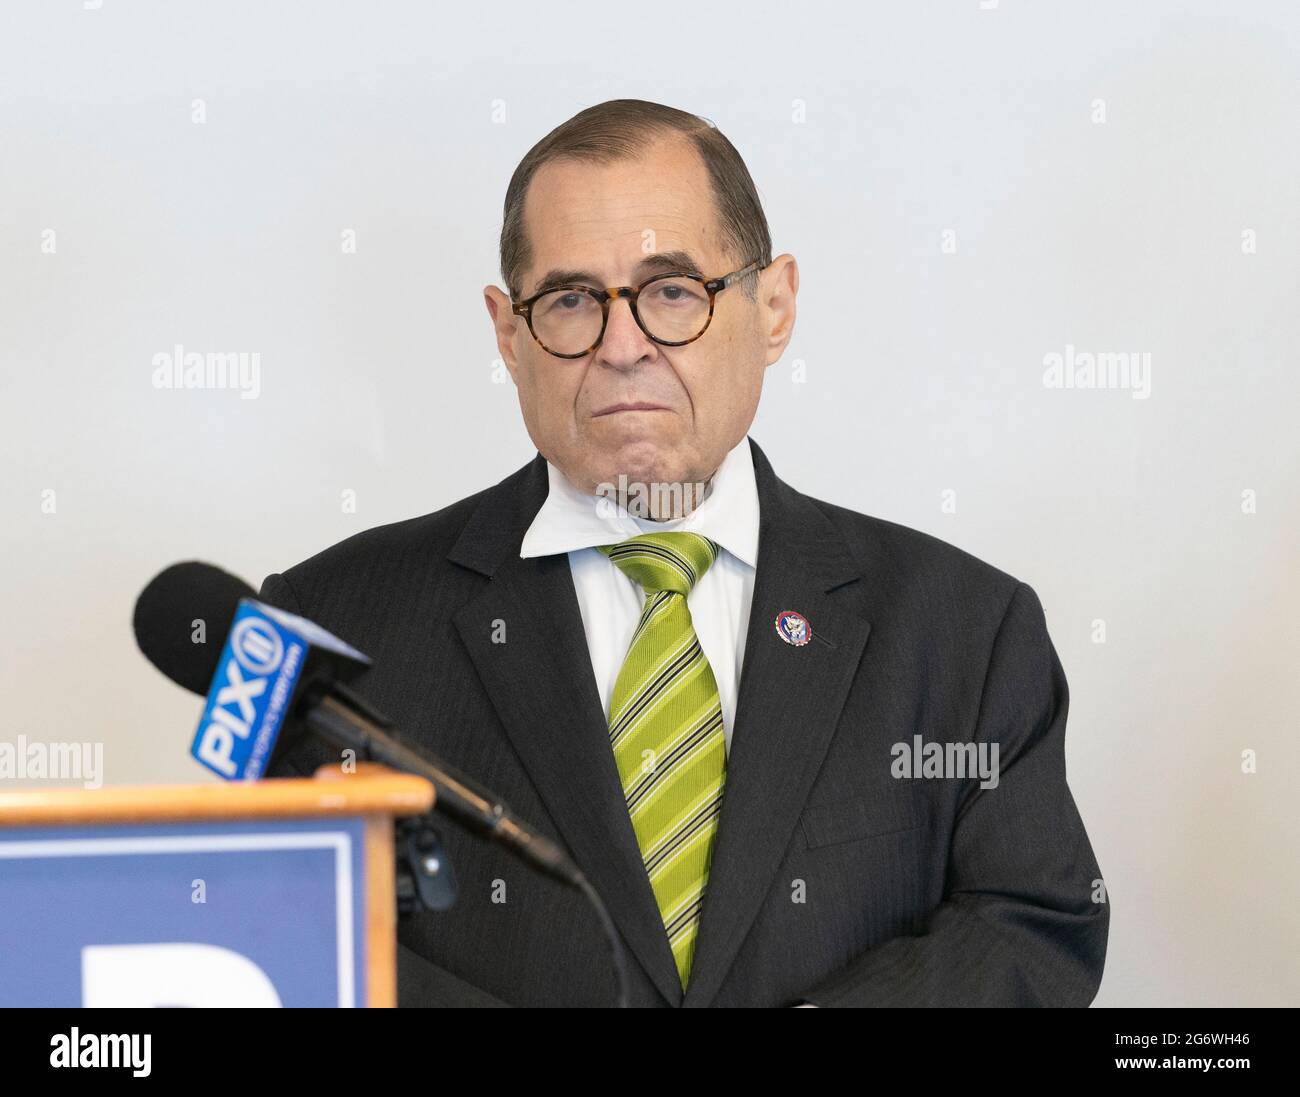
[{"left": 0, "top": 831, "right": 357, "bottom": 1007}]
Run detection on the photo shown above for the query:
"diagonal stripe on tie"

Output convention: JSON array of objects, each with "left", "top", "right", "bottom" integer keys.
[{"left": 598, "top": 531, "right": 727, "bottom": 989}]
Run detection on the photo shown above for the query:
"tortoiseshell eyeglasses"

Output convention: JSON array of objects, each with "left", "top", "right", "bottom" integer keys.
[{"left": 511, "top": 259, "right": 764, "bottom": 359}]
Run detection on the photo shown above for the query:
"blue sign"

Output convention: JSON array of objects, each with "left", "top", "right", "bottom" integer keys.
[{"left": 0, "top": 816, "right": 368, "bottom": 1007}]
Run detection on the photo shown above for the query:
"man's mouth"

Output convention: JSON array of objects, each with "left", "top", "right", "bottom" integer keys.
[{"left": 593, "top": 402, "right": 670, "bottom": 417}]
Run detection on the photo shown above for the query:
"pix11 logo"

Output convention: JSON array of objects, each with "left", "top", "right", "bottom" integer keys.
[{"left": 192, "top": 603, "right": 305, "bottom": 780}]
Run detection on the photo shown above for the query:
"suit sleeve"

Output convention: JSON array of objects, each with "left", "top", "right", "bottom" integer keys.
[
  {"left": 800, "top": 582, "right": 1110, "bottom": 1007},
  {"left": 257, "top": 571, "right": 514, "bottom": 1008}
]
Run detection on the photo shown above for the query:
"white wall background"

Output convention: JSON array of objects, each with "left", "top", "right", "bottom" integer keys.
[{"left": 2, "top": 1, "right": 1297, "bottom": 1007}]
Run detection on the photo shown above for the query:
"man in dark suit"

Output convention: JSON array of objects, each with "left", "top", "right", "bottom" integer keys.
[{"left": 260, "top": 99, "right": 1108, "bottom": 1007}]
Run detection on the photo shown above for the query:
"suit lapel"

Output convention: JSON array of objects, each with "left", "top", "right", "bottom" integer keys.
[
  {"left": 448, "top": 456, "right": 684, "bottom": 1005},
  {"left": 681, "top": 438, "right": 872, "bottom": 1006}
]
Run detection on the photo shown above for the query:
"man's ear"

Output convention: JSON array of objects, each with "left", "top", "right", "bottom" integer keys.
[
  {"left": 484, "top": 285, "right": 521, "bottom": 381},
  {"left": 760, "top": 254, "right": 799, "bottom": 367}
]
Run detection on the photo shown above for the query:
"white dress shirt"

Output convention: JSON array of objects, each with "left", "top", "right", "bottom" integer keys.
[{"left": 519, "top": 437, "right": 760, "bottom": 755}]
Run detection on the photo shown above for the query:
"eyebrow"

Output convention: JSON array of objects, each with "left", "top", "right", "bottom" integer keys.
[{"left": 529, "top": 250, "right": 706, "bottom": 297}]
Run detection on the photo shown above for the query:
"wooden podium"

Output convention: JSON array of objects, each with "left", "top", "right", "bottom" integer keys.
[{"left": 0, "top": 764, "right": 433, "bottom": 1007}]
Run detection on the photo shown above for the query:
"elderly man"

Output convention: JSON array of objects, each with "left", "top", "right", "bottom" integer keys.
[{"left": 261, "top": 98, "right": 1108, "bottom": 1007}]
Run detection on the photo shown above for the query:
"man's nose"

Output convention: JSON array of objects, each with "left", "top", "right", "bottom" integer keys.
[{"left": 595, "top": 295, "right": 655, "bottom": 365}]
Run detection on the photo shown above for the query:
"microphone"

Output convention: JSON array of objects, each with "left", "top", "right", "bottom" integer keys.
[{"left": 131, "top": 562, "right": 583, "bottom": 888}]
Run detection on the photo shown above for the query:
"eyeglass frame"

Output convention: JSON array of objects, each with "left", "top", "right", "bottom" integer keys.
[{"left": 510, "top": 259, "right": 765, "bottom": 359}]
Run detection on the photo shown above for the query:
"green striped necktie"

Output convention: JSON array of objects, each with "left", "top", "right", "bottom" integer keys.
[{"left": 597, "top": 531, "right": 727, "bottom": 990}]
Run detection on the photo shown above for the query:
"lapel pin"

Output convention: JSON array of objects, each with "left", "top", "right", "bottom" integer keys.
[{"left": 774, "top": 609, "right": 811, "bottom": 647}]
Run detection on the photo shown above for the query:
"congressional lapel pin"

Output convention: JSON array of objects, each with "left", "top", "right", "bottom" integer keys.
[{"left": 774, "top": 609, "right": 812, "bottom": 647}]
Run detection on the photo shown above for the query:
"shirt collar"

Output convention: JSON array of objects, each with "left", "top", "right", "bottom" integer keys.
[{"left": 519, "top": 436, "right": 760, "bottom": 569}]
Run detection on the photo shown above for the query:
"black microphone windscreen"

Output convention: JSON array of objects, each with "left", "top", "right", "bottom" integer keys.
[{"left": 133, "top": 561, "right": 256, "bottom": 695}]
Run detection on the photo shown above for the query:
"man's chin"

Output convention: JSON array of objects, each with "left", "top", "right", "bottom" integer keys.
[
  {"left": 603, "top": 451, "right": 691, "bottom": 492},
  {"left": 573, "top": 432, "right": 674, "bottom": 480}
]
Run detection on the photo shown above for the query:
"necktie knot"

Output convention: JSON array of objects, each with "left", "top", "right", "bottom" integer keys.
[{"left": 598, "top": 531, "right": 721, "bottom": 597}]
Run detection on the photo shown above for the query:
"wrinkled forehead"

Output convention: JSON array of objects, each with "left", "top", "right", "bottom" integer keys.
[{"left": 519, "top": 140, "right": 730, "bottom": 297}]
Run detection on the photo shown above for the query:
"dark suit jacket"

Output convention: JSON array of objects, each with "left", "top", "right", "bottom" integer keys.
[{"left": 259, "top": 436, "right": 1109, "bottom": 1007}]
